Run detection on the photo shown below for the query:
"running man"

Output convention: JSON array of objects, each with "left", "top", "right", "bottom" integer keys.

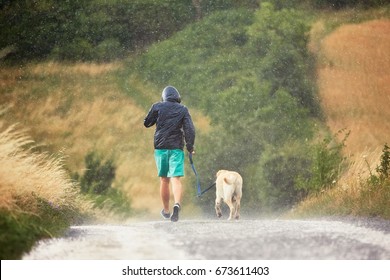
[{"left": 144, "top": 86, "right": 195, "bottom": 222}]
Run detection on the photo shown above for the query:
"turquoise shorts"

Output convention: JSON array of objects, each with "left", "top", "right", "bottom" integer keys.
[{"left": 154, "top": 149, "right": 185, "bottom": 177}]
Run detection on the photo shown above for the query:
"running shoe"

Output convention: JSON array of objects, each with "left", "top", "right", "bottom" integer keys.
[
  {"left": 160, "top": 209, "right": 170, "bottom": 220},
  {"left": 170, "top": 203, "right": 181, "bottom": 222}
]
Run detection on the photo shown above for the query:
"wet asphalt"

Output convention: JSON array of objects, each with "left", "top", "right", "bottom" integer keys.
[{"left": 23, "top": 217, "right": 390, "bottom": 260}]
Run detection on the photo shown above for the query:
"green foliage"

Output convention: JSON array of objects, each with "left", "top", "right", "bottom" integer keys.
[
  {"left": 247, "top": 2, "right": 319, "bottom": 115},
  {"left": 76, "top": 151, "right": 116, "bottom": 195},
  {"left": 1, "top": 0, "right": 196, "bottom": 61},
  {"left": 366, "top": 143, "right": 390, "bottom": 186},
  {"left": 0, "top": 196, "right": 82, "bottom": 260},
  {"left": 262, "top": 149, "right": 310, "bottom": 209},
  {"left": 376, "top": 143, "right": 390, "bottom": 181},
  {"left": 235, "top": 143, "right": 309, "bottom": 213},
  {"left": 200, "top": 0, "right": 259, "bottom": 13},
  {"left": 135, "top": 9, "right": 255, "bottom": 107},
  {"left": 74, "top": 151, "right": 132, "bottom": 215},
  {"left": 259, "top": 0, "right": 303, "bottom": 9},
  {"left": 311, "top": 0, "right": 388, "bottom": 9},
  {"left": 296, "top": 130, "right": 348, "bottom": 193},
  {"left": 0, "top": 212, "right": 38, "bottom": 259},
  {"left": 91, "top": 188, "right": 133, "bottom": 216}
]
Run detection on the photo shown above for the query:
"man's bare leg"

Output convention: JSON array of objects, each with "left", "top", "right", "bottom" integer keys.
[
  {"left": 160, "top": 177, "right": 170, "bottom": 214},
  {"left": 171, "top": 177, "right": 182, "bottom": 206},
  {"left": 170, "top": 177, "right": 182, "bottom": 222}
]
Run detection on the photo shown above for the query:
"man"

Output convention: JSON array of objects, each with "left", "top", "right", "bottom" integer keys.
[{"left": 144, "top": 86, "right": 195, "bottom": 222}]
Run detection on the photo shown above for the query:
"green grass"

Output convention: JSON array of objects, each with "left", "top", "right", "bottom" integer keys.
[{"left": 0, "top": 196, "right": 85, "bottom": 260}]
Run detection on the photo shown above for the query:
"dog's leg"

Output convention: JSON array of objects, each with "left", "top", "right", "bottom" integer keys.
[
  {"left": 215, "top": 196, "right": 223, "bottom": 218},
  {"left": 234, "top": 196, "right": 241, "bottom": 220},
  {"left": 225, "top": 198, "right": 235, "bottom": 220}
]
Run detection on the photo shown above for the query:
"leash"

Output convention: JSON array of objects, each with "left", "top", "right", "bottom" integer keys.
[{"left": 188, "top": 153, "right": 216, "bottom": 197}]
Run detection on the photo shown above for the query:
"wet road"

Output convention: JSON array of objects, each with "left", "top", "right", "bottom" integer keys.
[{"left": 23, "top": 218, "right": 390, "bottom": 260}]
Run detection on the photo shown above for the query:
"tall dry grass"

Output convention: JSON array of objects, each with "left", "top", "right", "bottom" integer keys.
[
  {"left": 317, "top": 19, "right": 390, "bottom": 162},
  {"left": 0, "top": 124, "right": 79, "bottom": 213},
  {"left": 292, "top": 18, "right": 390, "bottom": 219}
]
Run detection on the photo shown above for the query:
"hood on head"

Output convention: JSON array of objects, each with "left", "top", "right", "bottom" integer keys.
[{"left": 162, "top": 86, "right": 181, "bottom": 103}]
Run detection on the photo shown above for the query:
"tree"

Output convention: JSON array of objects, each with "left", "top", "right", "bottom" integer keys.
[{"left": 247, "top": 2, "right": 319, "bottom": 116}]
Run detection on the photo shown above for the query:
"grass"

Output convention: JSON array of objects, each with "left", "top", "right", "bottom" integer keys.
[
  {"left": 290, "top": 148, "right": 390, "bottom": 219},
  {"left": 0, "top": 124, "right": 89, "bottom": 259},
  {"left": 291, "top": 12, "right": 390, "bottom": 219},
  {"left": 0, "top": 61, "right": 210, "bottom": 216},
  {"left": 0, "top": 125, "right": 76, "bottom": 210},
  {"left": 316, "top": 18, "right": 390, "bottom": 168}
]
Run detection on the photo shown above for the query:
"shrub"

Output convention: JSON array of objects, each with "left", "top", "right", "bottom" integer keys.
[
  {"left": 74, "top": 151, "right": 132, "bottom": 216},
  {"left": 366, "top": 143, "right": 390, "bottom": 186},
  {"left": 376, "top": 143, "right": 390, "bottom": 181},
  {"left": 76, "top": 151, "right": 116, "bottom": 195},
  {"left": 291, "top": 144, "right": 390, "bottom": 219},
  {"left": 296, "top": 130, "right": 348, "bottom": 193}
]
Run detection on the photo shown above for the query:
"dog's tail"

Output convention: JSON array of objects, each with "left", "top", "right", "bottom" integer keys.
[
  {"left": 223, "top": 173, "right": 242, "bottom": 186},
  {"left": 223, "top": 177, "right": 233, "bottom": 185}
]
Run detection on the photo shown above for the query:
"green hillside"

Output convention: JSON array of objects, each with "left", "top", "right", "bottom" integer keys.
[{"left": 132, "top": 5, "right": 325, "bottom": 214}]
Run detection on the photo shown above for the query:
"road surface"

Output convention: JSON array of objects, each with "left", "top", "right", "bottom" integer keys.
[
  {"left": 23, "top": 219, "right": 390, "bottom": 260},
  {"left": 23, "top": 218, "right": 390, "bottom": 260}
]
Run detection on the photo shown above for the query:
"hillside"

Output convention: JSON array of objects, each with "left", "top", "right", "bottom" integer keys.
[
  {"left": 290, "top": 17, "right": 390, "bottom": 218},
  {"left": 316, "top": 19, "right": 390, "bottom": 163},
  {"left": 0, "top": 62, "right": 208, "bottom": 217},
  {"left": 1, "top": 6, "right": 389, "bottom": 220}
]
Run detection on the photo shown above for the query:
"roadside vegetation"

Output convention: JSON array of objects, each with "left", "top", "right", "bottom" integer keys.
[
  {"left": 0, "top": 124, "right": 89, "bottom": 259},
  {"left": 290, "top": 12, "right": 390, "bottom": 219},
  {"left": 290, "top": 144, "right": 390, "bottom": 219},
  {"left": 0, "top": 0, "right": 389, "bottom": 259}
]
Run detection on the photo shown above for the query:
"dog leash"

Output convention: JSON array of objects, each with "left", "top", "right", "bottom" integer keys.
[{"left": 188, "top": 153, "right": 216, "bottom": 197}]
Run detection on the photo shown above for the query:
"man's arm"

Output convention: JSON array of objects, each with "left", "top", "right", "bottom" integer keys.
[
  {"left": 144, "top": 104, "right": 158, "bottom": 127},
  {"left": 183, "top": 108, "right": 195, "bottom": 153}
]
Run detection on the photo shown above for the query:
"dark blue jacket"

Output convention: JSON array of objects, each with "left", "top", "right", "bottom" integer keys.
[{"left": 144, "top": 91, "right": 195, "bottom": 153}]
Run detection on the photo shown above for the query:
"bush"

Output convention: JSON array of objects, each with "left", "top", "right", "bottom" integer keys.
[
  {"left": 366, "top": 143, "right": 390, "bottom": 186},
  {"left": 74, "top": 151, "right": 132, "bottom": 215},
  {"left": 76, "top": 151, "right": 116, "bottom": 195},
  {"left": 296, "top": 130, "right": 348, "bottom": 193},
  {"left": 376, "top": 143, "right": 390, "bottom": 181}
]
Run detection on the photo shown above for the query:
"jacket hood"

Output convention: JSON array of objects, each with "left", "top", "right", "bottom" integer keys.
[{"left": 162, "top": 86, "right": 181, "bottom": 103}]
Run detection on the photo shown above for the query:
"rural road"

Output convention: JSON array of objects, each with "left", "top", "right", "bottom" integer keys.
[{"left": 23, "top": 218, "right": 390, "bottom": 260}]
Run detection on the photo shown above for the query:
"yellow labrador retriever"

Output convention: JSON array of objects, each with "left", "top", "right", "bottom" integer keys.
[{"left": 215, "top": 170, "right": 243, "bottom": 220}]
